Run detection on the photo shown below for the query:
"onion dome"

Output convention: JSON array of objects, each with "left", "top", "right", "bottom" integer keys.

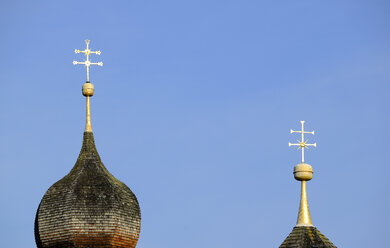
[
  {"left": 34, "top": 40, "right": 141, "bottom": 248},
  {"left": 280, "top": 121, "right": 336, "bottom": 248}
]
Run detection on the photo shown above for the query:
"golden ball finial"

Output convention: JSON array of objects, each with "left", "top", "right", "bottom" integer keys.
[
  {"left": 294, "top": 163, "right": 313, "bottom": 181},
  {"left": 82, "top": 82, "right": 94, "bottom": 97}
]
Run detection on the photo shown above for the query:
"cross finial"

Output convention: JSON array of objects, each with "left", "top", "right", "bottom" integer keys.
[
  {"left": 288, "top": 120, "right": 317, "bottom": 163},
  {"left": 73, "top": 39, "right": 103, "bottom": 82}
]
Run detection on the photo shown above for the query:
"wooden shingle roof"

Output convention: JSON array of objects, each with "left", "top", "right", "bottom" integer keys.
[{"left": 35, "top": 132, "right": 141, "bottom": 248}]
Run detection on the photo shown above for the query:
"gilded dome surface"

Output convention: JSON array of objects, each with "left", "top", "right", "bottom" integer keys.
[{"left": 35, "top": 132, "right": 141, "bottom": 248}]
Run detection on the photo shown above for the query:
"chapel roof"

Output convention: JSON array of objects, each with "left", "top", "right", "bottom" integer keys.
[{"left": 35, "top": 132, "right": 141, "bottom": 248}]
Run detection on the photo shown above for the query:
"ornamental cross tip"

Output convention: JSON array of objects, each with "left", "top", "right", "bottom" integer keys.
[
  {"left": 73, "top": 39, "right": 103, "bottom": 82},
  {"left": 288, "top": 120, "right": 316, "bottom": 163}
]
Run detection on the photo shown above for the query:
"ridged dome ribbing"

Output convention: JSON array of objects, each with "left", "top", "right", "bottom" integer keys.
[{"left": 35, "top": 132, "right": 141, "bottom": 248}]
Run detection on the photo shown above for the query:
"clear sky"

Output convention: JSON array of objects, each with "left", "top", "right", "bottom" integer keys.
[{"left": 0, "top": 1, "right": 389, "bottom": 247}]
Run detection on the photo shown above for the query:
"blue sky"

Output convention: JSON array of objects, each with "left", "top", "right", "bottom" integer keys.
[{"left": 0, "top": 0, "right": 389, "bottom": 247}]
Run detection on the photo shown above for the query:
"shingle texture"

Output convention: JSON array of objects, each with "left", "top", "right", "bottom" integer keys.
[
  {"left": 35, "top": 132, "right": 141, "bottom": 248},
  {"left": 280, "top": 226, "right": 336, "bottom": 248}
]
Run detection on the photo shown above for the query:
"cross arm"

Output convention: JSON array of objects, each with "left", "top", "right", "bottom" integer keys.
[
  {"left": 90, "top": 62, "right": 103, "bottom": 66},
  {"left": 290, "top": 129, "right": 314, "bottom": 135},
  {"left": 73, "top": 61, "right": 85, "bottom": 65},
  {"left": 90, "top": 50, "right": 101, "bottom": 55}
]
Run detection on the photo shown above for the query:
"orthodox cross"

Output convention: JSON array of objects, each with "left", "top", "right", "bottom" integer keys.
[
  {"left": 73, "top": 39, "right": 103, "bottom": 82},
  {"left": 288, "top": 120, "right": 316, "bottom": 163}
]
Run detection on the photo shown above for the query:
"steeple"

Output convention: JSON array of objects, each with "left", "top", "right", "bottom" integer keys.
[
  {"left": 280, "top": 121, "right": 336, "bottom": 248},
  {"left": 35, "top": 40, "right": 141, "bottom": 248}
]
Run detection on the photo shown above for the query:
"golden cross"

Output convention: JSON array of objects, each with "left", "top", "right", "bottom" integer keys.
[
  {"left": 73, "top": 39, "right": 103, "bottom": 82},
  {"left": 288, "top": 120, "right": 317, "bottom": 163}
]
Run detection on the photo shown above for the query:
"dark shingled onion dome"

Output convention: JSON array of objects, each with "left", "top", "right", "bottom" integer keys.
[
  {"left": 35, "top": 40, "right": 141, "bottom": 248},
  {"left": 35, "top": 132, "right": 141, "bottom": 248}
]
